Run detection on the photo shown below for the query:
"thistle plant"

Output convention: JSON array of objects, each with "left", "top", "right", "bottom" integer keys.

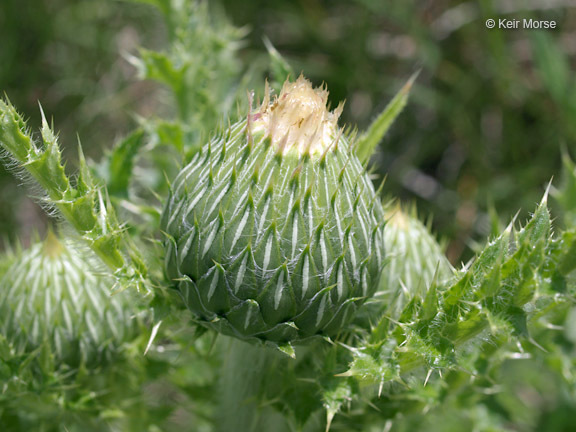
[
  {"left": 0, "top": 1, "right": 575, "bottom": 431},
  {"left": 0, "top": 99, "right": 150, "bottom": 293},
  {"left": 162, "top": 76, "right": 385, "bottom": 348},
  {"left": 1, "top": 68, "right": 576, "bottom": 432},
  {"left": 0, "top": 233, "right": 149, "bottom": 430}
]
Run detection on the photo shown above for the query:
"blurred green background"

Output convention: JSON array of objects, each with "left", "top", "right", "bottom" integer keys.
[{"left": 1, "top": 0, "right": 575, "bottom": 263}]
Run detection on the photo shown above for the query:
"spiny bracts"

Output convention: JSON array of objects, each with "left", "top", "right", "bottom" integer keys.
[
  {"left": 378, "top": 204, "right": 454, "bottom": 318},
  {"left": 162, "top": 76, "right": 385, "bottom": 345},
  {"left": 0, "top": 232, "right": 139, "bottom": 369}
]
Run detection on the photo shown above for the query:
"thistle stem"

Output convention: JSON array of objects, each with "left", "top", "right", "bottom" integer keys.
[
  {"left": 0, "top": 99, "right": 148, "bottom": 289},
  {"left": 217, "top": 337, "right": 292, "bottom": 432}
]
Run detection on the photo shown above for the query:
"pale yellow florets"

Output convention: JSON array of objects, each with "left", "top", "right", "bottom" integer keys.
[{"left": 251, "top": 75, "right": 343, "bottom": 155}]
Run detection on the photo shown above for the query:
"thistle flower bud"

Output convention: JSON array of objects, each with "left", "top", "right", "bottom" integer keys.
[
  {"left": 0, "top": 232, "right": 139, "bottom": 368},
  {"left": 162, "top": 77, "right": 385, "bottom": 345},
  {"left": 378, "top": 205, "right": 454, "bottom": 317}
]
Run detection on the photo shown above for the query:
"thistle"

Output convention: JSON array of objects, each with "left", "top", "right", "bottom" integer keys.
[
  {"left": 162, "top": 76, "right": 385, "bottom": 345},
  {"left": 0, "top": 232, "right": 140, "bottom": 370},
  {"left": 377, "top": 204, "right": 454, "bottom": 318}
]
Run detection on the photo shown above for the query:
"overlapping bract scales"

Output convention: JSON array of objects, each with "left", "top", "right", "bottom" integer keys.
[
  {"left": 377, "top": 205, "right": 454, "bottom": 318},
  {"left": 0, "top": 233, "right": 139, "bottom": 368},
  {"left": 163, "top": 80, "right": 385, "bottom": 344}
]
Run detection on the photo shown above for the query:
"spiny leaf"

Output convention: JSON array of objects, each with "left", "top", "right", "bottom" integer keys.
[
  {"left": 278, "top": 342, "right": 296, "bottom": 359},
  {"left": 516, "top": 199, "right": 550, "bottom": 246},
  {"left": 351, "top": 197, "right": 572, "bottom": 389},
  {"left": 355, "top": 71, "right": 418, "bottom": 163},
  {"left": 323, "top": 380, "right": 353, "bottom": 432},
  {"left": 0, "top": 99, "right": 150, "bottom": 291}
]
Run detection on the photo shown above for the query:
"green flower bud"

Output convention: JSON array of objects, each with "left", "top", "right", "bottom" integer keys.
[
  {"left": 0, "top": 232, "right": 139, "bottom": 369},
  {"left": 378, "top": 205, "right": 454, "bottom": 317},
  {"left": 162, "top": 77, "right": 385, "bottom": 344}
]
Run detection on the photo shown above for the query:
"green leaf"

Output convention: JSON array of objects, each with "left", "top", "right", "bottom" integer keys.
[
  {"left": 355, "top": 71, "right": 418, "bottom": 163},
  {"left": 136, "top": 48, "right": 186, "bottom": 92},
  {"left": 478, "top": 265, "right": 501, "bottom": 299},
  {"left": 323, "top": 380, "right": 353, "bottom": 432},
  {"left": 558, "top": 229, "right": 576, "bottom": 275},
  {"left": 516, "top": 200, "right": 550, "bottom": 246},
  {"left": 264, "top": 36, "right": 294, "bottom": 91},
  {"left": 443, "top": 308, "right": 487, "bottom": 345},
  {"left": 154, "top": 120, "right": 185, "bottom": 152},
  {"left": 554, "top": 150, "right": 576, "bottom": 228},
  {"left": 421, "top": 282, "right": 439, "bottom": 321},
  {"left": 278, "top": 342, "right": 296, "bottom": 359},
  {"left": 531, "top": 32, "right": 572, "bottom": 106},
  {"left": 106, "top": 129, "right": 145, "bottom": 197}
]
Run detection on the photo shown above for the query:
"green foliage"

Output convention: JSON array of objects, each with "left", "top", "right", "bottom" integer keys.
[
  {"left": 554, "top": 151, "right": 576, "bottom": 228},
  {"left": 328, "top": 198, "right": 576, "bottom": 429},
  {"left": 0, "top": 247, "right": 13, "bottom": 276},
  {"left": 130, "top": 0, "right": 248, "bottom": 147},
  {"left": 263, "top": 37, "right": 295, "bottom": 92},
  {"left": 0, "top": 233, "right": 151, "bottom": 431},
  {"left": 355, "top": 72, "right": 418, "bottom": 164},
  {"left": 1, "top": 1, "right": 576, "bottom": 431},
  {"left": 99, "top": 129, "right": 146, "bottom": 198},
  {"left": 213, "top": 195, "right": 574, "bottom": 431},
  {"left": 0, "top": 100, "right": 149, "bottom": 291},
  {"left": 180, "top": 194, "right": 574, "bottom": 431},
  {"left": 0, "top": 0, "right": 158, "bottom": 245}
]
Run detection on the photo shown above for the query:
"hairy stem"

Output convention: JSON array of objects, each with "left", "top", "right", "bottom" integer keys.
[{"left": 0, "top": 99, "right": 149, "bottom": 290}]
